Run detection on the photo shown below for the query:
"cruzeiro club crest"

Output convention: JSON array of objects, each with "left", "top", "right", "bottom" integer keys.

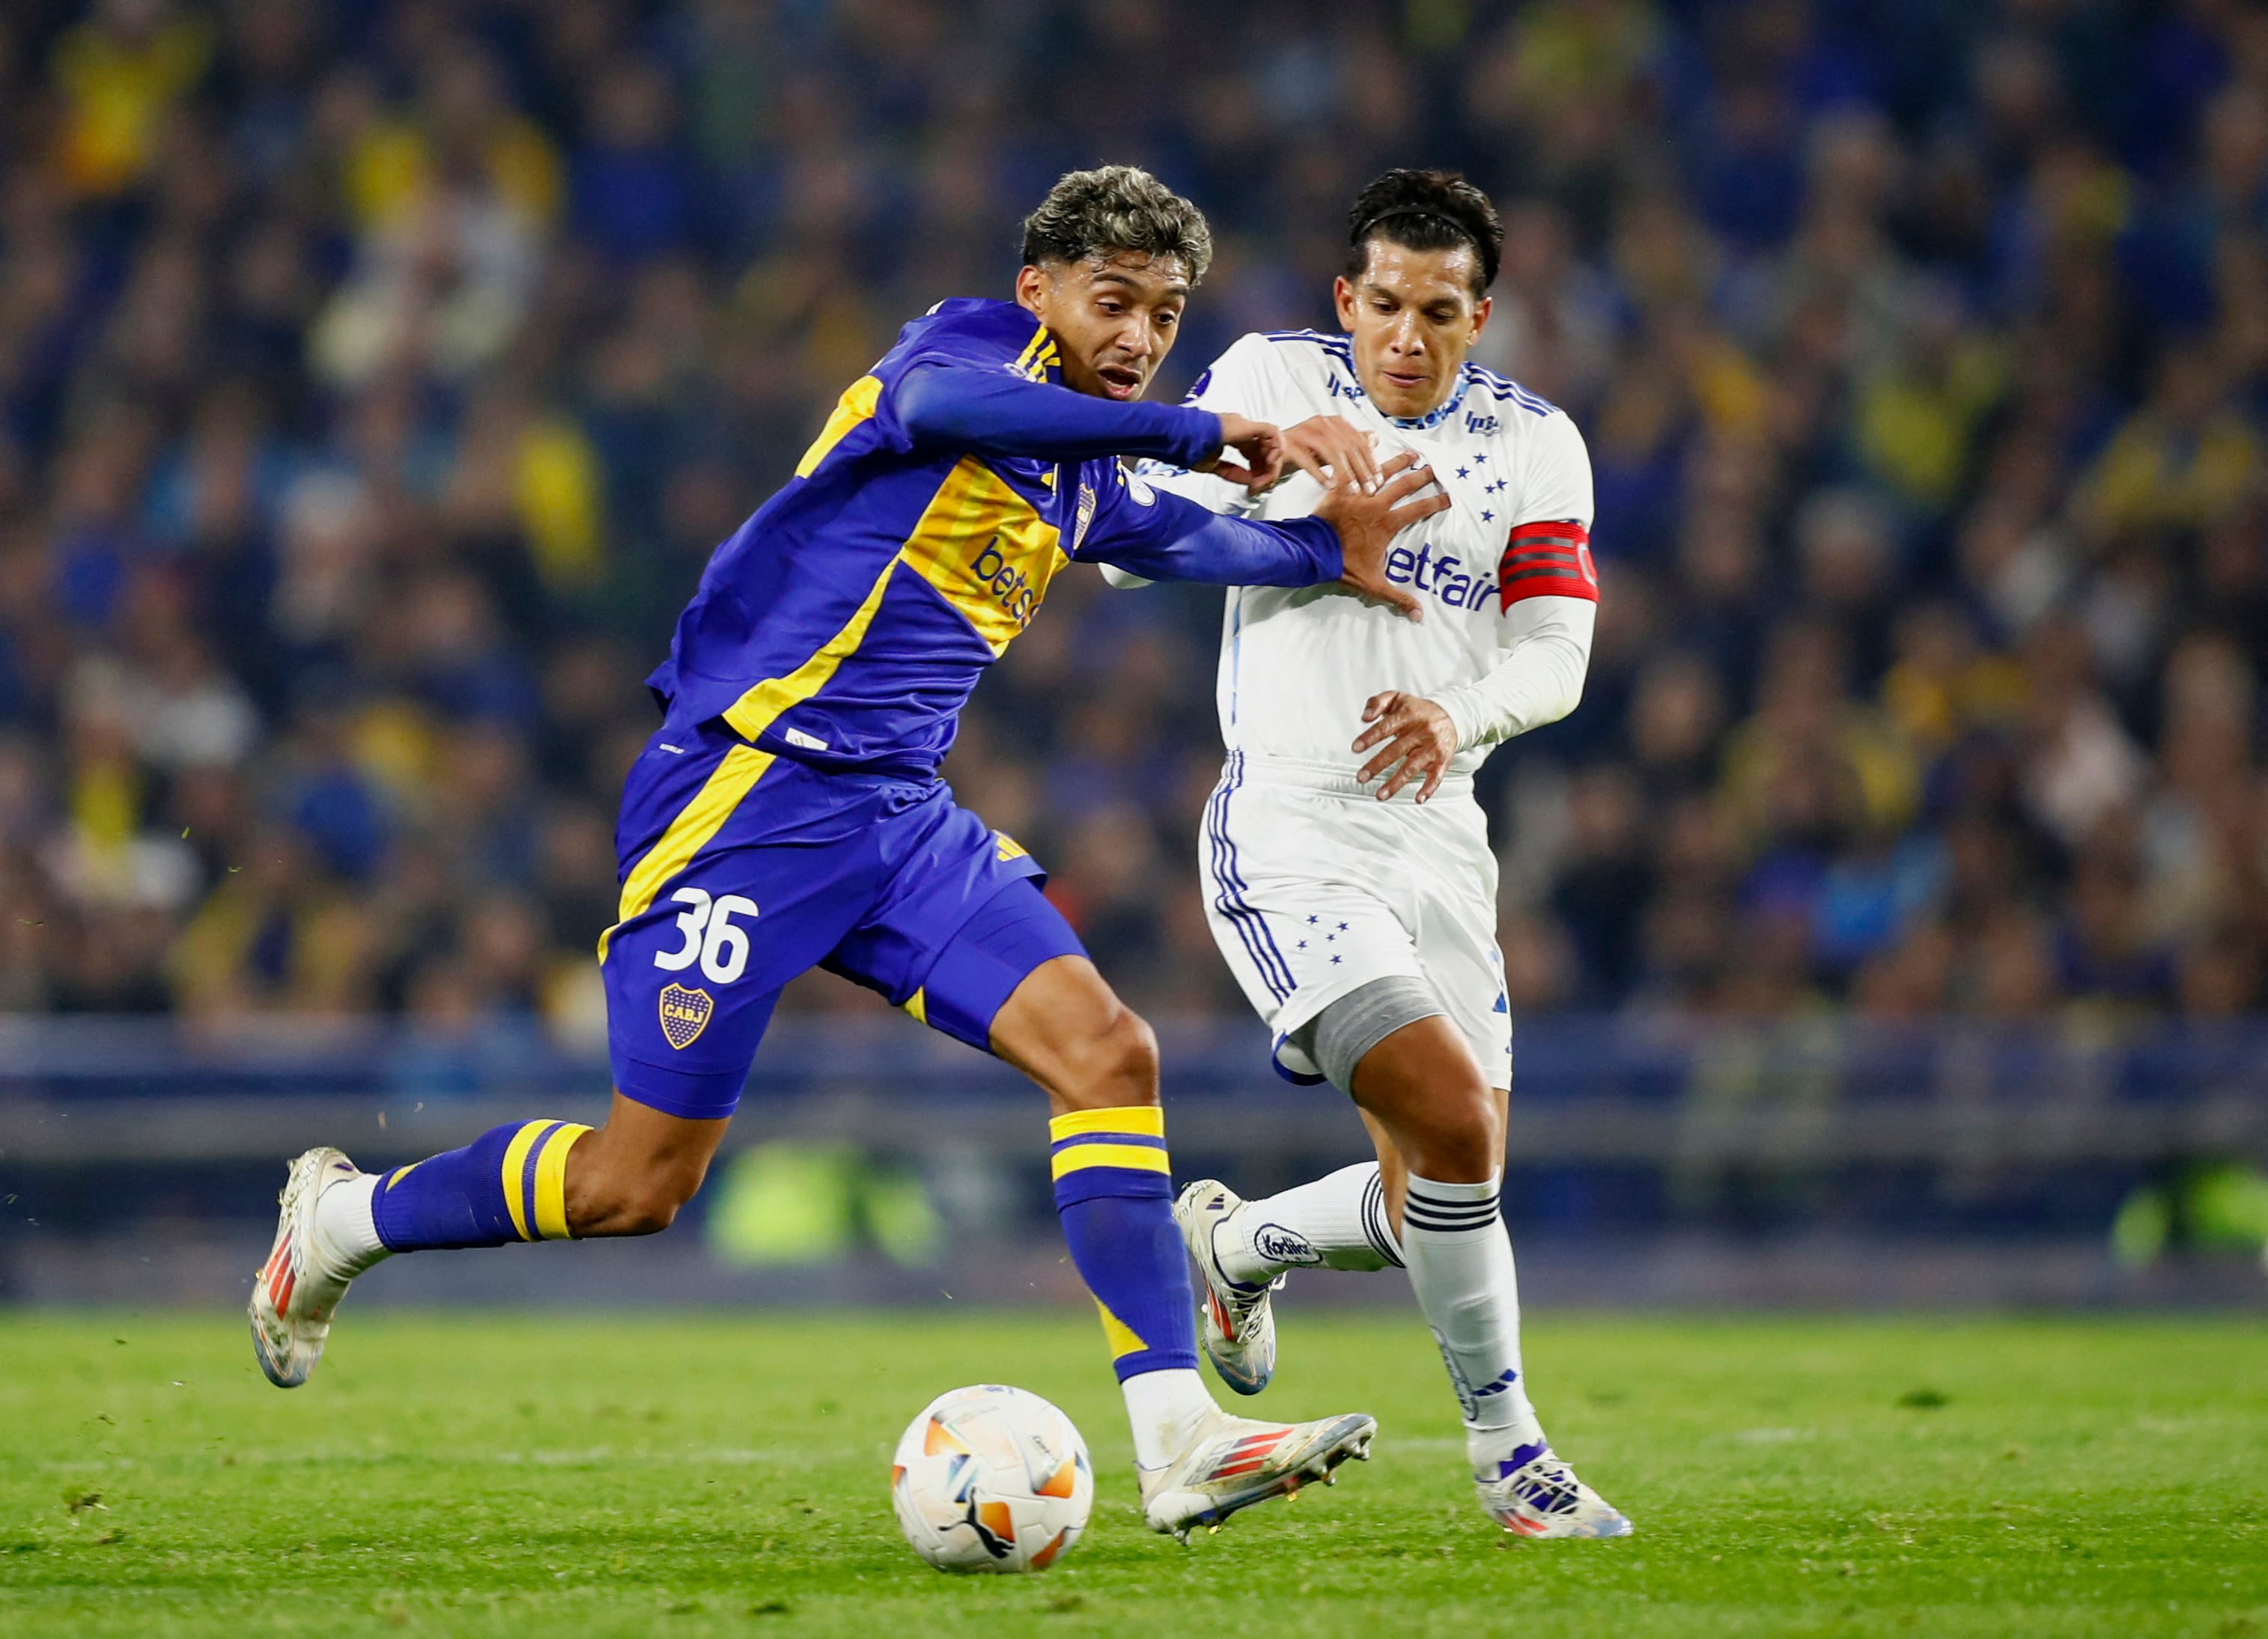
[{"left": 658, "top": 984, "right": 714, "bottom": 1050}]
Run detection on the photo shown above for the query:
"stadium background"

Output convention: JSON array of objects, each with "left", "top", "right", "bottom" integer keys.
[{"left": 1, "top": 0, "right": 2266, "bottom": 1304}]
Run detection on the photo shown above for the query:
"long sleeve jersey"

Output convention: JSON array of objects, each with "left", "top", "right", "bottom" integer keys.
[
  {"left": 1133, "top": 329, "right": 1599, "bottom": 791},
  {"left": 646, "top": 299, "right": 1345, "bottom": 778}
]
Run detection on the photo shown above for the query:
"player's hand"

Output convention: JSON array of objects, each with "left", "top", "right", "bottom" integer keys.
[
  {"left": 1196, "top": 413, "right": 1287, "bottom": 494},
  {"left": 1353, "top": 691, "right": 1459, "bottom": 803},
  {"left": 1313, "top": 452, "right": 1446, "bottom": 621},
  {"left": 1280, "top": 415, "right": 1381, "bottom": 493}
]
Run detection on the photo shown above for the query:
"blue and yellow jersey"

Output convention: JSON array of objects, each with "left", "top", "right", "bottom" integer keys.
[{"left": 646, "top": 298, "right": 1340, "bottom": 779}]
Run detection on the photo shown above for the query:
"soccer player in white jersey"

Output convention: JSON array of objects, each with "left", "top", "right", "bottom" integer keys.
[{"left": 1123, "top": 170, "right": 1629, "bottom": 1539}]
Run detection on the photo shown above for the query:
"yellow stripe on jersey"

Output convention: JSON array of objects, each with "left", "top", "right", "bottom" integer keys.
[
  {"left": 532, "top": 1122, "right": 591, "bottom": 1240},
  {"left": 499, "top": 1120, "right": 551, "bottom": 1241},
  {"left": 1095, "top": 1298, "right": 1147, "bottom": 1360},
  {"left": 598, "top": 745, "right": 773, "bottom": 963},
  {"left": 794, "top": 374, "right": 884, "bottom": 478},
  {"left": 1049, "top": 1105, "right": 1165, "bottom": 1141},
  {"left": 1011, "top": 323, "right": 1051, "bottom": 378},
  {"left": 1051, "top": 1143, "right": 1172, "bottom": 1180},
  {"left": 896, "top": 457, "right": 1070, "bottom": 656},
  {"left": 599, "top": 551, "right": 901, "bottom": 962},
  {"left": 721, "top": 550, "right": 901, "bottom": 742},
  {"left": 900, "top": 988, "right": 928, "bottom": 1025}
]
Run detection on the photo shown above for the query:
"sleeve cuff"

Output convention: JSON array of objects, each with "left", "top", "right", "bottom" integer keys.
[
  {"left": 1164, "top": 405, "right": 1224, "bottom": 469},
  {"left": 1283, "top": 514, "right": 1343, "bottom": 582},
  {"left": 1433, "top": 686, "right": 1489, "bottom": 752}
]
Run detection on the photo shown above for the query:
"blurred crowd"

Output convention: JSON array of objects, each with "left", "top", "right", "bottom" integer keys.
[{"left": 0, "top": 0, "right": 2264, "bottom": 1039}]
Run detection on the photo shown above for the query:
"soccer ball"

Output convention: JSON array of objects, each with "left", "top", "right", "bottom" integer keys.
[{"left": 890, "top": 1384, "right": 1093, "bottom": 1572}]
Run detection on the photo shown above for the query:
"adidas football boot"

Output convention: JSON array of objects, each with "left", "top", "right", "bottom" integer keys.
[
  {"left": 1140, "top": 1406, "right": 1375, "bottom": 1540},
  {"left": 249, "top": 1147, "right": 366, "bottom": 1388},
  {"left": 1475, "top": 1441, "right": 1633, "bottom": 1539},
  {"left": 1173, "top": 1179, "right": 1280, "bottom": 1396}
]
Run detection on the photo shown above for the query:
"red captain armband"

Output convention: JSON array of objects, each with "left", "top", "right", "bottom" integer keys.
[{"left": 1498, "top": 520, "right": 1599, "bottom": 607}]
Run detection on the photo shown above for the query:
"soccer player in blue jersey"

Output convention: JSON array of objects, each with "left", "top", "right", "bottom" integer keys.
[{"left": 248, "top": 167, "right": 1445, "bottom": 1539}]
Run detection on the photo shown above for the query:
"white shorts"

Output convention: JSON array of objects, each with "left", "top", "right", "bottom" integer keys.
[{"left": 1199, "top": 752, "right": 1512, "bottom": 1090}]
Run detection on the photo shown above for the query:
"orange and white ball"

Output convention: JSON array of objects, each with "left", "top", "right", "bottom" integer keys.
[{"left": 889, "top": 1384, "right": 1093, "bottom": 1572}]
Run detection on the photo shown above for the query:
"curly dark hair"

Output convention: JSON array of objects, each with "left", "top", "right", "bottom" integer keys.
[
  {"left": 1345, "top": 168, "right": 1503, "bottom": 297},
  {"left": 1021, "top": 165, "right": 1214, "bottom": 283}
]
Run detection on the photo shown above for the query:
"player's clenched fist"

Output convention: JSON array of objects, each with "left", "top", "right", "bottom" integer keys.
[
  {"left": 1352, "top": 690, "right": 1459, "bottom": 803},
  {"left": 1313, "top": 451, "right": 1445, "bottom": 620}
]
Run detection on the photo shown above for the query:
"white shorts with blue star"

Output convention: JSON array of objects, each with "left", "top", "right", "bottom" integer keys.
[{"left": 1198, "top": 752, "right": 1513, "bottom": 1092}]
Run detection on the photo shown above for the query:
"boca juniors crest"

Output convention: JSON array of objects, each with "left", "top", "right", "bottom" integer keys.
[{"left": 658, "top": 984, "right": 714, "bottom": 1050}]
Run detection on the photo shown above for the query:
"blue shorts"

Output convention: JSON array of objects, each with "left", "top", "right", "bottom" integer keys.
[{"left": 601, "top": 724, "right": 1085, "bottom": 1120}]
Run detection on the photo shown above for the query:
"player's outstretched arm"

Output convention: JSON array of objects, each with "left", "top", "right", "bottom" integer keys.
[
  {"left": 1077, "top": 451, "right": 1445, "bottom": 603},
  {"left": 896, "top": 360, "right": 1280, "bottom": 482}
]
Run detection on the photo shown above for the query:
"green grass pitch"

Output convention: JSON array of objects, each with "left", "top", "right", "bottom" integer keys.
[{"left": 1, "top": 1310, "right": 2264, "bottom": 1637}]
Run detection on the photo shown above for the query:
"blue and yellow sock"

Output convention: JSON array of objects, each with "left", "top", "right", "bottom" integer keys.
[
  {"left": 370, "top": 1120, "right": 592, "bottom": 1251},
  {"left": 1049, "top": 1106, "right": 1200, "bottom": 1381}
]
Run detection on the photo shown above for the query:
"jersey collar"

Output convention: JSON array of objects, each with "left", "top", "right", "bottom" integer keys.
[{"left": 1375, "top": 370, "right": 1468, "bottom": 432}]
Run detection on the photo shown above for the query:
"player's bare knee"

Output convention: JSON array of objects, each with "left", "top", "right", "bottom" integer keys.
[
  {"left": 1402, "top": 1081, "right": 1501, "bottom": 1182},
  {"left": 1053, "top": 1003, "right": 1161, "bottom": 1110}
]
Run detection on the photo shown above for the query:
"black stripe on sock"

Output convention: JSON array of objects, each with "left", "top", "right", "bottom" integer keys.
[
  {"left": 1362, "top": 1170, "right": 1404, "bottom": 1269},
  {"left": 1402, "top": 1206, "right": 1501, "bottom": 1234},
  {"left": 1405, "top": 1188, "right": 1497, "bottom": 1214},
  {"left": 1402, "top": 1188, "right": 1501, "bottom": 1226}
]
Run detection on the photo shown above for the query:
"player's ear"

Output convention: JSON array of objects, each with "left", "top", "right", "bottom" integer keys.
[
  {"left": 1332, "top": 275, "right": 1358, "bottom": 329},
  {"left": 1467, "top": 294, "right": 1493, "bottom": 346},
  {"left": 1015, "top": 264, "right": 1051, "bottom": 319}
]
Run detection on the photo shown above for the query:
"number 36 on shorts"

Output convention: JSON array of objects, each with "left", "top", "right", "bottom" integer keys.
[{"left": 652, "top": 888, "right": 758, "bottom": 985}]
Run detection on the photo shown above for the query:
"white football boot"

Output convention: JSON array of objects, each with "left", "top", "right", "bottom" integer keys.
[
  {"left": 1476, "top": 1441, "right": 1633, "bottom": 1539},
  {"left": 248, "top": 1147, "right": 369, "bottom": 1388},
  {"left": 1139, "top": 1406, "right": 1375, "bottom": 1540},
  {"left": 1173, "top": 1179, "right": 1280, "bottom": 1396}
]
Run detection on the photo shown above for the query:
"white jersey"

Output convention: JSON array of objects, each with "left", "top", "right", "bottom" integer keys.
[{"left": 1136, "top": 329, "right": 1599, "bottom": 794}]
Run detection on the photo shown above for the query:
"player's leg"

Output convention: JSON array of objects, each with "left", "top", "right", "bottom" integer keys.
[
  {"left": 1187, "top": 1107, "right": 1426, "bottom": 1289},
  {"left": 1176, "top": 773, "right": 1440, "bottom": 1389},
  {"left": 872, "top": 877, "right": 1372, "bottom": 1535},
  {"left": 1202, "top": 1024, "right": 1511, "bottom": 1267},
  {"left": 252, "top": 1080, "right": 748, "bottom": 1390},
  {"left": 295, "top": 1094, "right": 727, "bottom": 1283},
  {"left": 1341, "top": 1002, "right": 1629, "bottom": 1538},
  {"left": 251, "top": 1097, "right": 732, "bottom": 1390},
  {"left": 1200, "top": 1092, "right": 1479, "bottom": 1265},
  {"left": 252, "top": 737, "right": 876, "bottom": 1389}
]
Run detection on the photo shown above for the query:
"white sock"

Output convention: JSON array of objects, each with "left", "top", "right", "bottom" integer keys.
[
  {"left": 310, "top": 1172, "right": 390, "bottom": 1280},
  {"left": 1218, "top": 1163, "right": 1402, "bottom": 1285},
  {"left": 1399, "top": 1173, "right": 1545, "bottom": 1472},
  {"left": 1122, "top": 1367, "right": 1216, "bottom": 1471}
]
